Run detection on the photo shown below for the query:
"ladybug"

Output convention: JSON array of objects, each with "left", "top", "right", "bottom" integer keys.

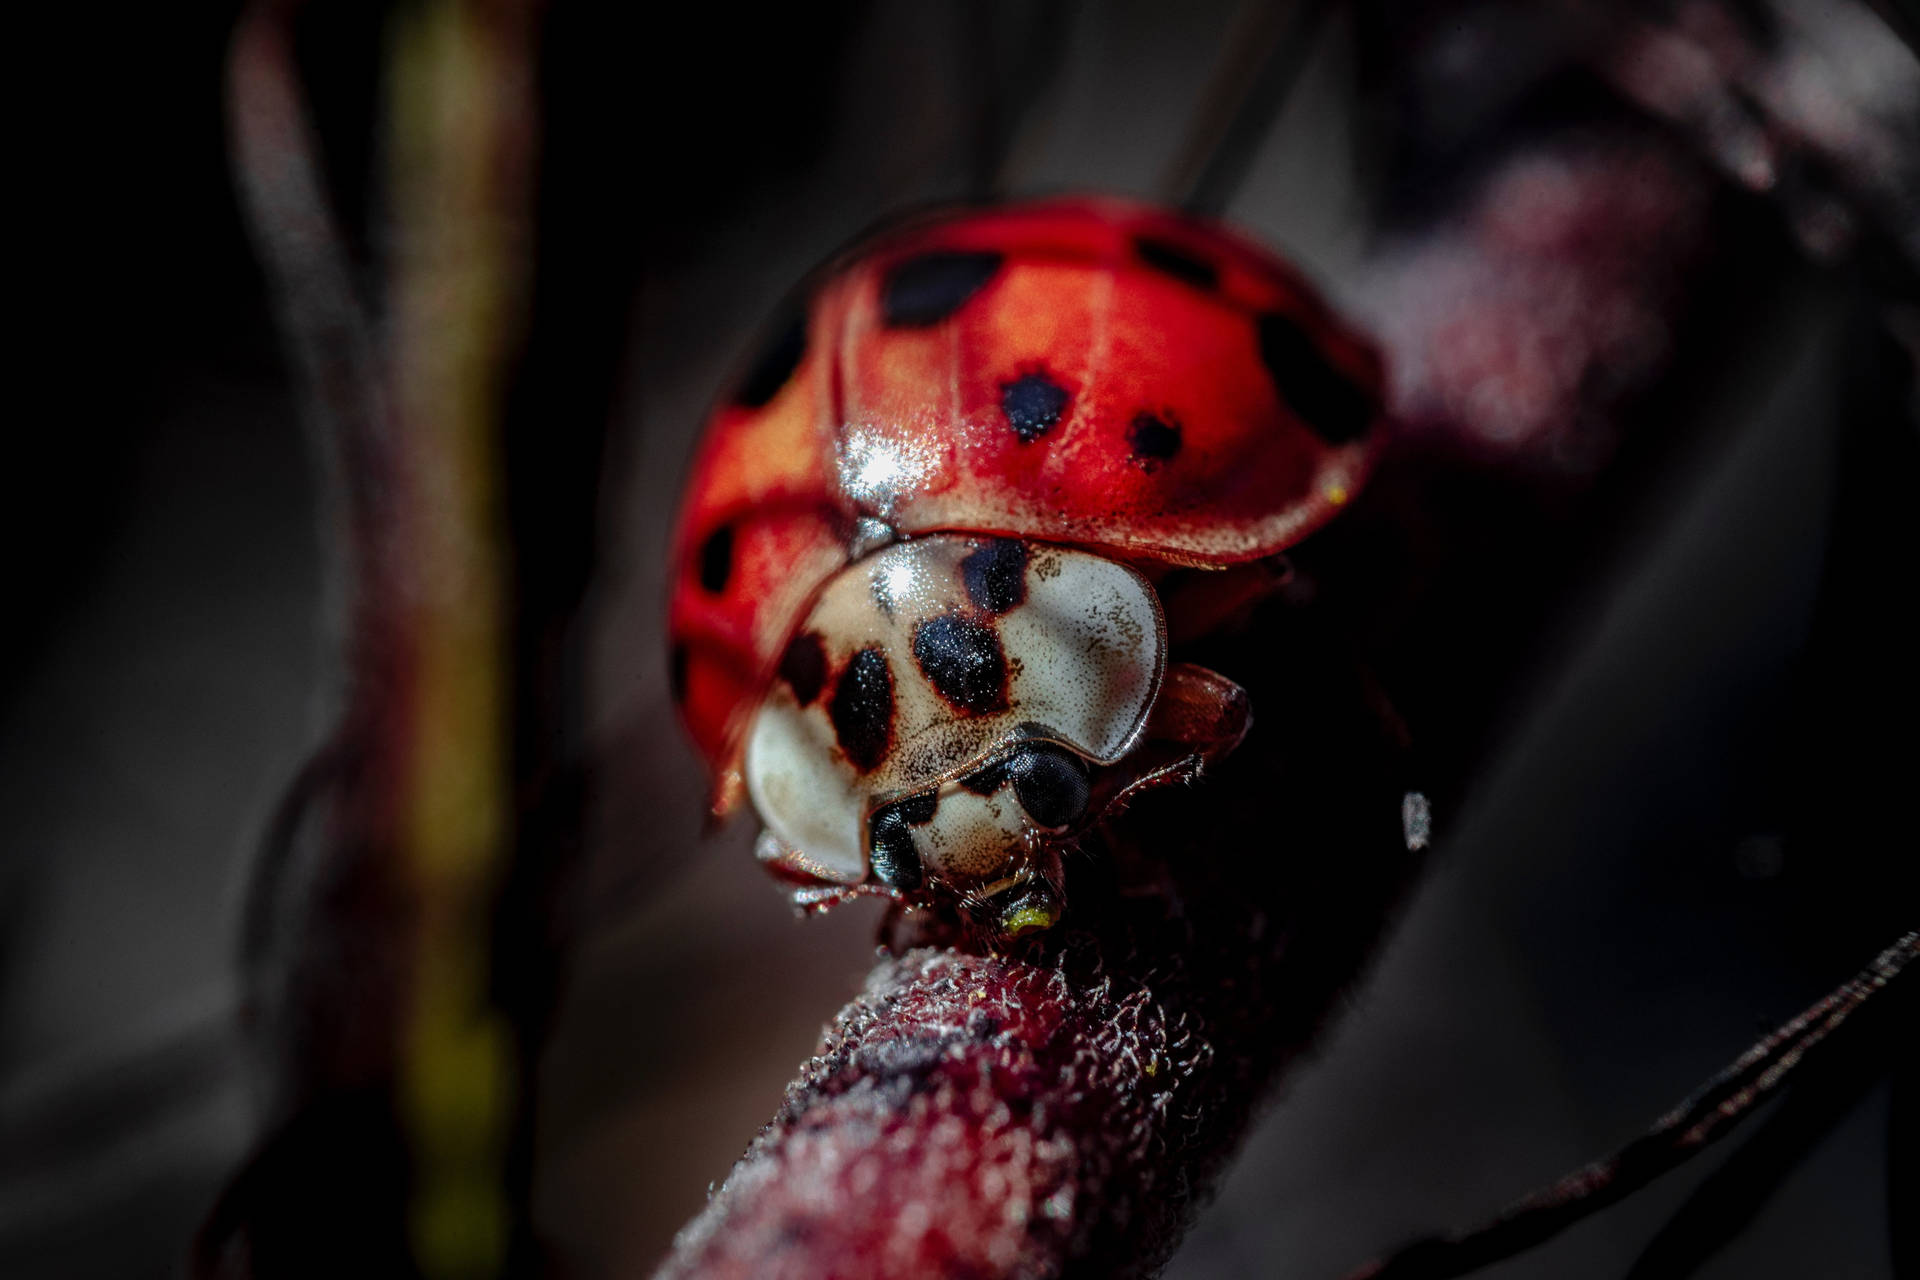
[{"left": 668, "top": 197, "right": 1385, "bottom": 938}]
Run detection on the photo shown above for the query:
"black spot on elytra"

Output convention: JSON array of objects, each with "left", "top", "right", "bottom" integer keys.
[
  {"left": 912, "top": 614, "right": 1010, "bottom": 717},
  {"left": 1257, "top": 312, "right": 1373, "bottom": 444},
  {"left": 1000, "top": 371, "right": 1070, "bottom": 443},
  {"left": 962, "top": 539, "right": 1029, "bottom": 614},
  {"left": 1134, "top": 235, "right": 1219, "bottom": 291},
  {"left": 1127, "top": 413, "right": 1182, "bottom": 470},
  {"left": 778, "top": 632, "right": 828, "bottom": 706},
  {"left": 882, "top": 251, "right": 1003, "bottom": 327},
  {"left": 734, "top": 311, "right": 807, "bottom": 408},
  {"left": 867, "top": 804, "right": 925, "bottom": 891},
  {"left": 668, "top": 643, "right": 689, "bottom": 703},
  {"left": 829, "top": 646, "right": 895, "bottom": 772},
  {"left": 697, "top": 525, "right": 734, "bottom": 593}
]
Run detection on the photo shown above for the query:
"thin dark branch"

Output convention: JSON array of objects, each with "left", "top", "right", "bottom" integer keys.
[
  {"left": 960, "top": 0, "right": 1079, "bottom": 199},
  {"left": 208, "top": 6, "right": 543, "bottom": 1278},
  {"left": 227, "top": 0, "right": 392, "bottom": 621},
  {"left": 1344, "top": 931, "right": 1920, "bottom": 1280},
  {"left": 1623, "top": 998, "right": 1895, "bottom": 1280},
  {"left": 1162, "top": 0, "right": 1336, "bottom": 215},
  {"left": 227, "top": 0, "right": 396, "bottom": 1011}
]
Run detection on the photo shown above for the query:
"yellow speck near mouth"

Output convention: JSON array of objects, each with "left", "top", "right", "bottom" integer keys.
[{"left": 1001, "top": 900, "right": 1061, "bottom": 936}]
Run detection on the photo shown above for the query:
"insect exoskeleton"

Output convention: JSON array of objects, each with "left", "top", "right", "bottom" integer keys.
[{"left": 668, "top": 197, "right": 1386, "bottom": 934}]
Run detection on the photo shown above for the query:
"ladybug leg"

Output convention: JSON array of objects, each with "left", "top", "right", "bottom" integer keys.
[
  {"left": 1145, "top": 661, "right": 1252, "bottom": 770},
  {"left": 755, "top": 828, "right": 903, "bottom": 916},
  {"left": 787, "top": 882, "right": 906, "bottom": 917},
  {"left": 1094, "top": 662, "right": 1252, "bottom": 817}
]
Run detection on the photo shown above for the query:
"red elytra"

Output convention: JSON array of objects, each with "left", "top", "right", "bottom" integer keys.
[{"left": 669, "top": 196, "right": 1385, "bottom": 811}]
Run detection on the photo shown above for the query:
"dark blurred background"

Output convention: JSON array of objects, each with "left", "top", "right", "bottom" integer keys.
[{"left": 4, "top": 2, "right": 1915, "bottom": 1277}]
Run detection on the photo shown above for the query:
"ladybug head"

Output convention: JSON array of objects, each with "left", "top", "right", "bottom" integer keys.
[{"left": 743, "top": 535, "right": 1172, "bottom": 938}]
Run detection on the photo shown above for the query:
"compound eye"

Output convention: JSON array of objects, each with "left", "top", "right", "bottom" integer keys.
[
  {"left": 867, "top": 791, "right": 935, "bottom": 891},
  {"left": 1002, "top": 744, "right": 1091, "bottom": 832}
]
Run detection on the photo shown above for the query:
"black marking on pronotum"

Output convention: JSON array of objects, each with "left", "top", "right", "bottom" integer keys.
[
  {"left": 733, "top": 309, "right": 807, "bottom": 408},
  {"left": 829, "top": 646, "right": 895, "bottom": 772},
  {"left": 778, "top": 631, "right": 828, "bottom": 707},
  {"left": 866, "top": 805, "right": 925, "bottom": 891},
  {"left": 1127, "top": 412, "right": 1182, "bottom": 469},
  {"left": 1134, "top": 235, "right": 1219, "bottom": 291},
  {"left": 962, "top": 539, "right": 1029, "bottom": 614},
  {"left": 1000, "top": 371, "right": 1070, "bottom": 443},
  {"left": 697, "top": 525, "right": 734, "bottom": 594},
  {"left": 668, "top": 643, "right": 689, "bottom": 704},
  {"left": 1256, "top": 311, "right": 1372, "bottom": 444},
  {"left": 912, "top": 614, "right": 1010, "bottom": 716},
  {"left": 881, "top": 251, "right": 1003, "bottom": 327}
]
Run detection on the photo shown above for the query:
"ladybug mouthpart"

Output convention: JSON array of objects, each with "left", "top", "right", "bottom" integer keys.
[{"left": 980, "top": 875, "right": 1065, "bottom": 939}]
